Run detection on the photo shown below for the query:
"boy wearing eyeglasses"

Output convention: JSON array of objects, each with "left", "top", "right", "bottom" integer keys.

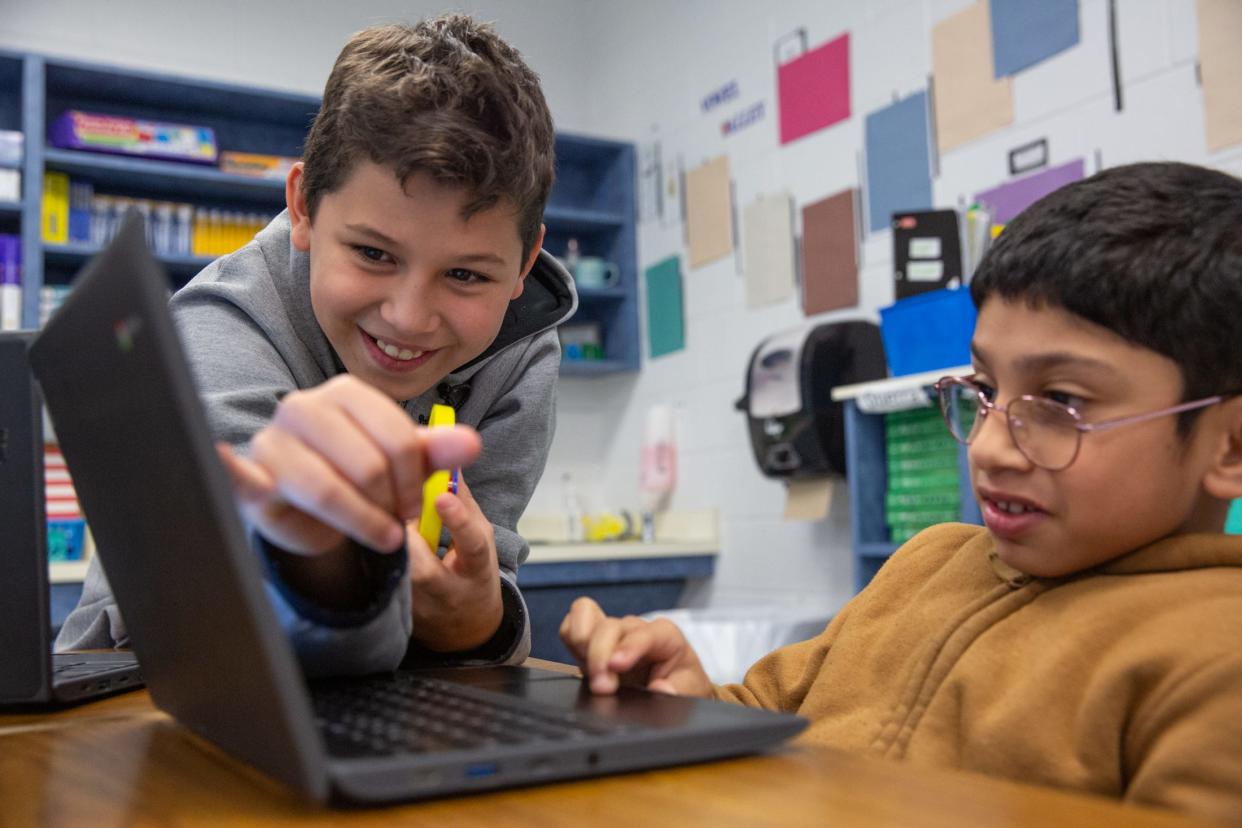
[{"left": 558, "top": 162, "right": 1242, "bottom": 820}]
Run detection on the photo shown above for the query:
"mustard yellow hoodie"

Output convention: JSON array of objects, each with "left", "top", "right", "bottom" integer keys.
[{"left": 715, "top": 523, "right": 1242, "bottom": 822}]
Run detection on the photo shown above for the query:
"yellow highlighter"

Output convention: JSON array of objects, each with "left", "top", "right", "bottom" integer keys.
[{"left": 417, "top": 404, "right": 457, "bottom": 550}]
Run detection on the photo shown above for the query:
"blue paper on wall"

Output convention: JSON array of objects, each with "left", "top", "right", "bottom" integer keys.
[
  {"left": 990, "top": 0, "right": 1080, "bottom": 78},
  {"left": 864, "top": 92, "right": 933, "bottom": 234}
]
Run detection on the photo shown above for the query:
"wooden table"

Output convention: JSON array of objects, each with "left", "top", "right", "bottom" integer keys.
[{"left": 0, "top": 661, "right": 1211, "bottom": 827}]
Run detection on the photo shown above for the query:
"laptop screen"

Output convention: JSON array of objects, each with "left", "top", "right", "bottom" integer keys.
[
  {"left": 0, "top": 332, "right": 53, "bottom": 701},
  {"left": 27, "top": 214, "right": 328, "bottom": 796}
]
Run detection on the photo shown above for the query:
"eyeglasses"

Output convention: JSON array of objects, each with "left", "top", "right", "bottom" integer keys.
[{"left": 932, "top": 376, "right": 1231, "bottom": 471}]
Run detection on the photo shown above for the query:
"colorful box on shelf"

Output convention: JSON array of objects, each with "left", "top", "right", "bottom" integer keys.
[
  {"left": 41, "top": 171, "right": 69, "bottom": 244},
  {"left": 49, "top": 110, "right": 218, "bottom": 165},
  {"left": 0, "top": 129, "right": 21, "bottom": 167},
  {"left": 559, "top": 322, "right": 604, "bottom": 361},
  {"left": 878, "top": 287, "right": 976, "bottom": 377},
  {"left": 218, "top": 151, "right": 298, "bottom": 179},
  {"left": 0, "top": 234, "right": 21, "bottom": 332},
  {"left": 0, "top": 168, "right": 19, "bottom": 202},
  {"left": 47, "top": 518, "right": 87, "bottom": 562}
]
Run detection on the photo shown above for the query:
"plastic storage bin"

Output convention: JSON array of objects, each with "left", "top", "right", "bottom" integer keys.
[
  {"left": 879, "top": 287, "right": 976, "bottom": 377},
  {"left": 884, "top": 407, "right": 961, "bottom": 543},
  {"left": 643, "top": 606, "right": 832, "bottom": 684}
]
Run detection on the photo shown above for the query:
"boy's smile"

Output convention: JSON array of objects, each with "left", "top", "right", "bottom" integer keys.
[
  {"left": 287, "top": 161, "right": 543, "bottom": 402},
  {"left": 967, "top": 299, "right": 1225, "bottom": 578}
]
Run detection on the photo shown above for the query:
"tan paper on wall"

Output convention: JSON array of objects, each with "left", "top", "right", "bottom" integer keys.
[
  {"left": 784, "top": 478, "right": 833, "bottom": 522},
  {"left": 742, "top": 193, "right": 796, "bottom": 308},
  {"left": 932, "top": 2, "right": 1014, "bottom": 154},
  {"left": 686, "top": 155, "right": 734, "bottom": 268},
  {"left": 1198, "top": 0, "right": 1242, "bottom": 151}
]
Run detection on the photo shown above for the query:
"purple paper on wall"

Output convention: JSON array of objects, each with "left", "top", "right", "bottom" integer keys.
[{"left": 974, "top": 159, "right": 1084, "bottom": 224}]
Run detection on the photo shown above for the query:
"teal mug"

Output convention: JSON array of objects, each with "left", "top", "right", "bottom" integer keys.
[{"left": 574, "top": 257, "right": 619, "bottom": 290}]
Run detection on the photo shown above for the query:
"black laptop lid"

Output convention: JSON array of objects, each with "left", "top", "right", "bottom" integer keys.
[
  {"left": 0, "top": 332, "right": 52, "bottom": 702},
  {"left": 27, "top": 215, "right": 328, "bottom": 798}
]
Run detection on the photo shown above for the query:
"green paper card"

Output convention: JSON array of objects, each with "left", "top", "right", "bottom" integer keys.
[{"left": 645, "top": 255, "right": 685, "bottom": 358}]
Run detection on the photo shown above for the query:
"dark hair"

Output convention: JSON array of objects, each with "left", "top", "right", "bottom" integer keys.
[
  {"left": 300, "top": 15, "right": 555, "bottom": 259},
  {"left": 970, "top": 161, "right": 1242, "bottom": 431}
]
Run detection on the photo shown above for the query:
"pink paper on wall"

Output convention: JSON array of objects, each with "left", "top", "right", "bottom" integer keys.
[{"left": 777, "top": 33, "right": 850, "bottom": 145}]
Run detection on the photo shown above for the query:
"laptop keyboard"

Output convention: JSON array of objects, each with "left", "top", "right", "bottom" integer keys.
[
  {"left": 51, "top": 656, "right": 135, "bottom": 679},
  {"left": 311, "top": 674, "right": 629, "bottom": 758}
]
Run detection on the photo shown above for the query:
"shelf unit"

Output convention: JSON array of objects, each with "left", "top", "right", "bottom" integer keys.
[
  {"left": 833, "top": 366, "right": 981, "bottom": 592},
  {"left": 10, "top": 52, "right": 316, "bottom": 324},
  {"left": 546, "top": 135, "right": 639, "bottom": 374},
  {"left": 4, "top": 50, "right": 640, "bottom": 375},
  {"left": 0, "top": 53, "right": 21, "bottom": 243}
]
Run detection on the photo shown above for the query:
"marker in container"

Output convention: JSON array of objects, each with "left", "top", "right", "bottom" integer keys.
[{"left": 417, "top": 404, "right": 457, "bottom": 550}]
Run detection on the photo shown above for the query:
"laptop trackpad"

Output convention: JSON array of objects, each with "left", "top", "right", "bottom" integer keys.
[{"left": 412, "top": 665, "right": 726, "bottom": 730}]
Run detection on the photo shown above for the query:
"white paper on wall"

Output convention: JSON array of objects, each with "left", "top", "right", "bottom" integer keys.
[
  {"left": 638, "top": 140, "right": 663, "bottom": 223},
  {"left": 742, "top": 192, "right": 796, "bottom": 308}
]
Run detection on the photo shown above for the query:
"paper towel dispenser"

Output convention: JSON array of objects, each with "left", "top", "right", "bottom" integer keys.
[{"left": 735, "top": 320, "right": 886, "bottom": 478}]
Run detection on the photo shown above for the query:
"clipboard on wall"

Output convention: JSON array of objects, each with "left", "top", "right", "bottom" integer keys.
[{"left": 892, "top": 209, "right": 963, "bottom": 300}]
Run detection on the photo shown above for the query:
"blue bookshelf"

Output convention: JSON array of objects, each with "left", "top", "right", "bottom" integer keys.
[
  {"left": 7, "top": 53, "right": 317, "bottom": 322},
  {"left": 6, "top": 51, "right": 642, "bottom": 375},
  {"left": 560, "top": 358, "right": 634, "bottom": 377},
  {"left": 0, "top": 53, "right": 20, "bottom": 137},
  {"left": 548, "top": 135, "right": 639, "bottom": 373},
  {"left": 836, "top": 368, "right": 981, "bottom": 592},
  {"left": 43, "top": 149, "right": 288, "bottom": 202},
  {"left": 43, "top": 241, "right": 214, "bottom": 281},
  {"left": 542, "top": 205, "right": 627, "bottom": 232},
  {"left": 0, "top": 52, "right": 21, "bottom": 240}
]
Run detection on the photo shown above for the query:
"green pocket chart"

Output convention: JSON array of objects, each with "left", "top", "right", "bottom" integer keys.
[{"left": 645, "top": 255, "right": 685, "bottom": 358}]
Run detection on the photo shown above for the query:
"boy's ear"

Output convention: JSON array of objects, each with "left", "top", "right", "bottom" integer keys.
[
  {"left": 1201, "top": 396, "right": 1242, "bottom": 501},
  {"left": 285, "top": 162, "right": 312, "bottom": 252},
  {"left": 511, "top": 223, "right": 546, "bottom": 301}
]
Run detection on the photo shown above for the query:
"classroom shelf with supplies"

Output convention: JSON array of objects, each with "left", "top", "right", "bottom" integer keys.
[
  {"left": 0, "top": 50, "right": 641, "bottom": 375},
  {"left": 546, "top": 135, "right": 639, "bottom": 374},
  {"left": 832, "top": 366, "right": 983, "bottom": 592}
]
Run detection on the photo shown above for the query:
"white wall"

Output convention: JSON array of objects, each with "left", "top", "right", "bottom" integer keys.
[
  {"left": 6, "top": 0, "right": 1241, "bottom": 616},
  {"left": 534, "top": 0, "right": 1242, "bottom": 617}
]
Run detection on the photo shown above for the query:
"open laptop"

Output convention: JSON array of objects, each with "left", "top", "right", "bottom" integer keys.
[
  {"left": 27, "top": 214, "right": 805, "bottom": 804},
  {"left": 0, "top": 332, "right": 143, "bottom": 707}
]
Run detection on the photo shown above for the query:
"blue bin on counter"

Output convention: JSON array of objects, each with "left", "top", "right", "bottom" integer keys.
[{"left": 879, "top": 287, "right": 977, "bottom": 377}]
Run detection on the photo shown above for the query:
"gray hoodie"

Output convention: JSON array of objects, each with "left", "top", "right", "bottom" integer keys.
[{"left": 55, "top": 211, "right": 577, "bottom": 674}]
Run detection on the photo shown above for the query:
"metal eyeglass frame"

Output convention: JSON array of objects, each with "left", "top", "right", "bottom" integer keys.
[{"left": 932, "top": 375, "right": 1231, "bottom": 471}]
